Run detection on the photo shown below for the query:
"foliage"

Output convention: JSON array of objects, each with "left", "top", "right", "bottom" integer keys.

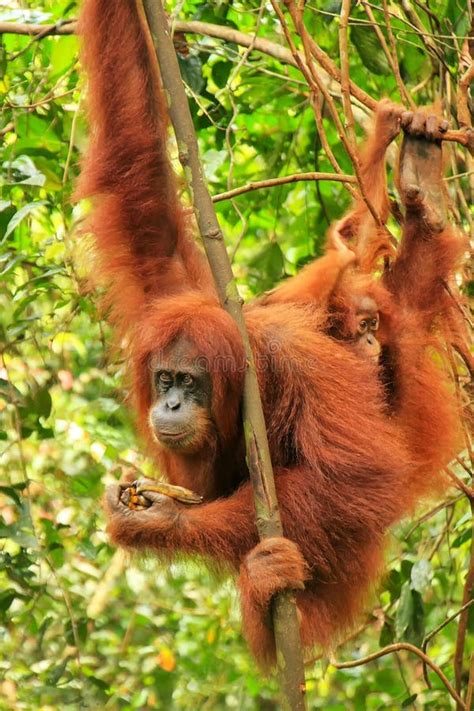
[{"left": 0, "top": 0, "right": 472, "bottom": 709}]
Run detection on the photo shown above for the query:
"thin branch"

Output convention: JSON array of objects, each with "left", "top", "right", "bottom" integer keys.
[
  {"left": 0, "top": 121, "right": 14, "bottom": 136},
  {"left": 364, "top": 0, "right": 415, "bottom": 109},
  {"left": 62, "top": 92, "right": 82, "bottom": 185},
  {"left": 466, "top": 654, "right": 474, "bottom": 710},
  {"left": 307, "top": 4, "right": 466, "bottom": 45},
  {"left": 422, "top": 600, "right": 474, "bottom": 688},
  {"left": 283, "top": 0, "right": 377, "bottom": 110},
  {"left": 266, "top": 0, "right": 353, "bottom": 202},
  {"left": 4, "top": 88, "right": 75, "bottom": 109},
  {"left": 399, "top": 0, "right": 445, "bottom": 70},
  {"left": 454, "top": 498, "right": 474, "bottom": 708},
  {"left": 445, "top": 467, "right": 474, "bottom": 500},
  {"left": 339, "top": 0, "right": 357, "bottom": 148},
  {"left": 175, "top": 19, "right": 298, "bottom": 68},
  {"left": 456, "top": 457, "right": 473, "bottom": 478},
  {"left": 264, "top": 0, "right": 355, "bottom": 203},
  {"left": 214, "top": 0, "right": 266, "bottom": 95},
  {"left": 311, "top": 93, "right": 357, "bottom": 198},
  {"left": 332, "top": 643, "right": 465, "bottom": 709},
  {"left": 428, "top": 507, "right": 455, "bottom": 561},
  {"left": 423, "top": 600, "right": 474, "bottom": 649},
  {"left": 280, "top": 1, "right": 386, "bottom": 226},
  {"left": 404, "top": 495, "right": 464, "bottom": 539},
  {"left": 212, "top": 171, "right": 357, "bottom": 203},
  {"left": 0, "top": 19, "right": 76, "bottom": 36},
  {"left": 0, "top": 18, "right": 470, "bottom": 149},
  {"left": 274, "top": 2, "right": 360, "bottom": 191},
  {"left": 0, "top": 19, "right": 299, "bottom": 67},
  {"left": 0, "top": 17, "right": 373, "bottom": 109},
  {"left": 456, "top": 54, "right": 474, "bottom": 211}
]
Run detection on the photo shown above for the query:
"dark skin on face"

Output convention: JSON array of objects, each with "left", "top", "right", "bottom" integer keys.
[
  {"left": 351, "top": 296, "right": 381, "bottom": 361},
  {"left": 348, "top": 296, "right": 381, "bottom": 361},
  {"left": 149, "top": 339, "right": 214, "bottom": 452},
  {"left": 329, "top": 295, "right": 382, "bottom": 361}
]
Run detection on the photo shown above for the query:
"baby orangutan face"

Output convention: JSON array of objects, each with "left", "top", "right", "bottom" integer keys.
[
  {"left": 148, "top": 338, "right": 214, "bottom": 452},
  {"left": 351, "top": 296, "right": 381, "bottom": 361}
]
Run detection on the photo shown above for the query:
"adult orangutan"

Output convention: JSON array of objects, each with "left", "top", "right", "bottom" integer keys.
[{"left": 77, "top": 0, "right": 464, "bottom": 665}]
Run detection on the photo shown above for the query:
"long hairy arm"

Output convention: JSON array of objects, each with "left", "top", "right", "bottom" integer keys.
[
  {"left": 77, "top": 0, "right": 211, "bottom": 331},
  {"left": 261, "top": 100, "right": 403, "bottom": 307}
]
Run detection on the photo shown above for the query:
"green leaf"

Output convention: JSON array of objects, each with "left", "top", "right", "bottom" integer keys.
[
  {"left": 351, "top": 25, "right": 391, "bottom": 75},
  {"left": 410, "top": 560, "right": 432, "bottom": 593},
  {"left": 387, "top": 568, "right": 402, "bottom": 602},
  {"left": 0, "top": 589, "right": 16, "bottom": 613},
  {"left": 0, "top": 378, "right": 22, "bottom": 401},
  {"left": 379, "top": 621, "right": 394, "bottom": 647},
  {"left": 453, "top": 529, "right": 472, "bottom": 548},
  {"left": 46, "top": 657, "right": 70, "bottom": 686},
  {"left": 2, "top": 201, "right": 47, "bottom": 241},
  {"left": 212, "top": 61, "right": 232, "bottom": 88},
  {"left": 178, "top": 54, "right": 204, "bottom": 94},
  {"left": 0, "top": 253, "right": 24, "bottom": 276},
  {"left": 4, "top": 154, "right": 43, "bottom": 182},
  {"left": 401, "top": 559, "right": 414, "bottom": 581},
  {"left": 49, "top": 36, "right": 77, "bottom": 77},
  {"left": 408, "top": 596, "right": 425, "bottom": 646},
  {"left": 396, "top": 582, "right": 413, "bottom": 639},
  {"left": 0, "top": 485, "right": 23, "bottom": 507},
  {"left": 248, "top": 242, "right": 285, "bottom": 291},
  {"left": 33, "top": 386, "right": 52, "bottom": 419}
]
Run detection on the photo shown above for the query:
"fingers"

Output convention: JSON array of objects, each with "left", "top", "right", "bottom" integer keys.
[
  {"left": 120, "top": 469, "right": 137, "bottom": 485},
  {"left": 106, "top": 483, "right": 150, "bottom": 514},
  {"left": 400, "top": 111, "right": 413, "bottom": 131},
  {"left": 138, "top": 490, "right": 172, "bottom": 506},
  {"left": 376, "top": 99, "right": 404, "bottom": 124},
  {"left": 131, "top": 476, "right": 156, "bottom": 489},
  {"left": 105, "top": 484, "right": 128, "bottom": 514},
  {"left": 375, "top": 100, "right": 404, "bottom": 145},
  {"left": 401, "top": 110, "right": 449, "bottom": 141},
  {"left": 245, "top": 537, "right": 309, "bottom": 592},
  {"left": 409, "top": 111, "right": 427, "bottom": 136}
]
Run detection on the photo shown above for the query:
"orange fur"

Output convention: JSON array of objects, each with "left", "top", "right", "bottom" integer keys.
[{"left": 79, "top": 0, "right": 463, "bottom": 667}]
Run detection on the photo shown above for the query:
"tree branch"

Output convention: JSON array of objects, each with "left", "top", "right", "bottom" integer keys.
[
  {"left": 421, "top": 600, "right": 474, "bottom": 689},
  {"left": 454, "top": 498, "right": 474, "bottom": 708},
  {"left": 283, "top": 0, "right": 377, "bottom": 110},
  {"left": 339, "top": 0, "right": 357, "bottom": 148},
  {"left": 139, "top": 1, "right": 307, "bottom": 707},
  {"left": 458, "top": 62, "right": 474, "bottom": 129},
  {"left": 444, "top": 467, "right": 474, "bottom": 500},
  {"left": 363, "top": 0, "right": 416, "bottom": 109},
  {"left": 0, "top": 20, "right": 77, "bottom": 35},
  {"left": 212, "top": 172, "right": 357, "bottom": 203},
  {"left": 0, "top": 18, "right": 298, "bottom": 66},
  {"left": 332, "top": 643, "right": 465, "bottom": 709},
  {"left": 277, "top": 0, "right": 384, "bottom": 227},
  {"left": 1, "top": 18, "right": 470, "bottom": 147},
  {"left": 270, "top": 0, "right": 359, "bottom": 205}
]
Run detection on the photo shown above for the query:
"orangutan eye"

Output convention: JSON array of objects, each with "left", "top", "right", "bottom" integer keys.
[
  {"left": 370, "top": 318, "right": 379, "bottom": 331},
  {"left": 357, "top": 320, "right": 368, "bottom": 334},
  {"left": 182, "top": 373, "right": 194, "bottom": 386},
  {"left": 158, "top": 371, "right": 172, "bottom": 386}
]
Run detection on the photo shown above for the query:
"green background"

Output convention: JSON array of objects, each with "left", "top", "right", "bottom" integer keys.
[{"left": 0, "top": 1, "right": 472, "bottom": 708}]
